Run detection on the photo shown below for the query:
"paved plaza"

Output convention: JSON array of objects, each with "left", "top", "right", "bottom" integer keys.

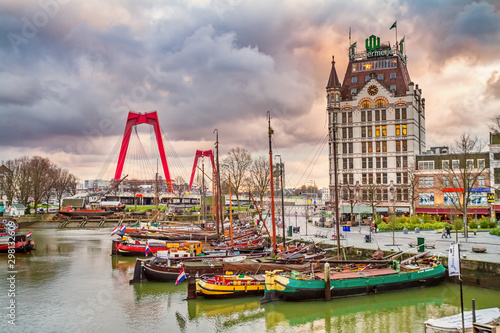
[{"left": 278, "top": 208, "right": 500, "bottom": 263}]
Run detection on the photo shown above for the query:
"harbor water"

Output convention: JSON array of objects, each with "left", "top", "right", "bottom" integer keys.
[{"left": 1, "top": 228, "right": 499, "bottom": 333}]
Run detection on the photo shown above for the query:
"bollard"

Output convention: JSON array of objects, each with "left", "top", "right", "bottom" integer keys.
[{"left": 324, "top": 263, "right": 331, "bottom": 301}]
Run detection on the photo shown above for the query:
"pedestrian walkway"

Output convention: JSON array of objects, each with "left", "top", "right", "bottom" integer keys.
[{"left": 290, "top": 224, "right": 500, "bottom": 263}]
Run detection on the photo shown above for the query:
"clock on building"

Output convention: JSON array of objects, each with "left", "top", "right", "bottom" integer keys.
[{"left": 368, "top": 85, "right": 378, "bottom": 96}]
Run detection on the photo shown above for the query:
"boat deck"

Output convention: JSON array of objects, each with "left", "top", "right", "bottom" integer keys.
[{"left": 315, "top": 268, "right": 397, "bottom": 280}]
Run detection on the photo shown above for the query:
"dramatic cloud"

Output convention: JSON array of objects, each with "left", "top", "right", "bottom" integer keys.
[{"left": 0, "top": 0, "right": 499, "bottom": 186}]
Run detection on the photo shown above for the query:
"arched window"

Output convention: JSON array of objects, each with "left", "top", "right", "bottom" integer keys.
[
  {"left": 361, "top": 100, "right": 371, "bottom": 109},
  {"left": 375, "top": 99, "right": 386, "bottom": 107}
]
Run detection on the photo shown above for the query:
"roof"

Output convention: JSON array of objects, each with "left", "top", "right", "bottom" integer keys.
[
  {"left": 326, "top": 56, "right": 341, "bottom": 88},
  {"left": 12, "top": 203, "right": 26, "bottom": 209}
]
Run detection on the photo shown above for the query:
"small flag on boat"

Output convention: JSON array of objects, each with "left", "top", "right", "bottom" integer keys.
[
  {"left": 111, "top": 227, "right": 119, "bottom": 236},
  {"left": 145, "top": 244, "right": 150, "bottom": 257},
  {"left": 26, "top": 231, "right": 32, "bottom": 238},
  {"left": 120, "top": 225, "right": 126, "bottom": 232},
  {"left": 175, "top": 268, "right": 186, "bottom": 285}
]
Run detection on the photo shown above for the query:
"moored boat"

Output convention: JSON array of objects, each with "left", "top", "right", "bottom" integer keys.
[
  {"left": 195, "top": 272, "right": 267, "bottom": 298},
  {"left": 115, "top": 238, "right": 203, "bottom": 256},
  {"left": 261, "top": 256, "right": 446, "bottom": 303}
]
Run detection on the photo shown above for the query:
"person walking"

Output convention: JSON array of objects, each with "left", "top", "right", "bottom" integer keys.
[
  {"left": 446, "top": 225, "right": 451, "bottom": 238},
  {"left": 441, "top": 227, "right": 446, "bottom": 238}
]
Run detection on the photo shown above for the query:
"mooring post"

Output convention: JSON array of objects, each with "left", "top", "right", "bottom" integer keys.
[
  {"left": 324, "top": 262, "right": 331, "bottom": 301},
  {"left": 187, "top": 277, "right": 197, "bottom": 300},
  {"left": 472, "top": 299, "right": 476, "bottom": 323}
]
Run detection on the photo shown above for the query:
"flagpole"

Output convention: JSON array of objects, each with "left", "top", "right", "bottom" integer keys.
[
  {"left": 349, "top": 27, "right": 351, "bottom": 49},
  {"left": 395, "top": 21, "right": 398, "bottom": 51},
  {"left": 459, "top": 245, "right": 465, "bottom": 332}
]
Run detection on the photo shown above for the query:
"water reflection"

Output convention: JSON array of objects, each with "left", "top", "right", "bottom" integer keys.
[{"left": 1, "top": 229, "right": 499, "bottom": 333}]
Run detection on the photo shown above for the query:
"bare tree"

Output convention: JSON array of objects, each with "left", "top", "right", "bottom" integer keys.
[
  {"left": 364, "top": 183, "right": 383, "bottom": 220},
  {"left": 222, "top": 147, "right": 252, "bottom": 209},
  {"left": 406, "top": 163, "right": 418, "bottom": 217},
  {"left": 489, "top": 115, "right": 500, "bottom": 134},
  {"left": 438, "top": 133, "right": 487, "bottom": 238},
  {"left": 12, "top": 157, "right": 32, "bottom": 212},
  {"left": 30, "top": 156, "right": 56, "bottom": 214},
  {"left": 0, "top": 162, "right": 15, "bottom": 206},
  {"left": 53, "top": 168, "right": 77, "bottom": 209},
  {"left": 249, "top": 156, "right": 270, "bottom": 205},
  {"left": 341, "top": 182, "right": 358, "bottom": 225}
]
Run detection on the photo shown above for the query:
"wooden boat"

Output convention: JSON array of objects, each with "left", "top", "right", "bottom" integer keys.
[
  {"left": 425, "top": 307, "right": 500, "bottom": 332},
  {"left": 114, "top": 238, "right": 203, "bottom": 256},
  {"left": 213, "top": 236, "right": 265, "bottom": 252},
  {"left": 58, "top": 208, "right": 114, "bottom": 217},
  {"left": 195, "top": 273, "right": 267, "bottom": 298},
  {"left": 261, "top": 255, "right": 445, "bottom": 303},
  {"left": 142, "top": 259, "right": 225, "bottom": 283}
]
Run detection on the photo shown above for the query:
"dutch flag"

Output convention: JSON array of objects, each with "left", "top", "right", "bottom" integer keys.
[
  {"left": 145, "top": 244, "right": 150, "bottom": 257},
  {"left": 175, "top": 268, "right": 186, "bottom": 285},
  {"left": 120, "top": 225, "right": 126, "bottom": 232},
  {"left": 26, "top": 231, "right": 32, "bottom": 238},
  {"left": 111, "top": 227, "right": 119, "bottom": 236}
]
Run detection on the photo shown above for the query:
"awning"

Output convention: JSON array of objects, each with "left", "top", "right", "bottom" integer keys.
[{"left": 415, "top": 207, "right": 490, "bottom": 215}]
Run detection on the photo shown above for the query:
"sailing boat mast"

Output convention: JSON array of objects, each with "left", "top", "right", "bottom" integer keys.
[
  {"left": 268, "top": 111, "right": 277, "bottom": 254},
  {"left": 214, "top": 129, "right": 221, "bottom": 238},
  {"left": 155, "top": 159, "right": 159, "bottom": 219}
]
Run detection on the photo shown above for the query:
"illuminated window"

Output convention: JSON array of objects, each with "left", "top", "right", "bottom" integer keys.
[
  {"left": 396, "top": 125, "right": 401, "bottom": 136},
  {"left": 390, "top": 73, "right": 396, "bottom": 79},
  {"left": 375, "top": 99, "right": 386, "bottom": 107},
  {"left": 381, "top": 125, "right": 387, "bottom": 136},
  {"left": 375, "top": 126, "right": 380, "bottom": 137},
  {"left": 368, "top": 141, "right": 373, "bottom": 153},
  {"left": 376, "top": 141, "right": 381, "bottom": 152},
  {"left": 352, "top": 77, "right": 357, "bottom": 83},
  {"left": 361, "top": 100, "right": 371, "bottom": 109},
  {"left": 382, "top": 141, "right": 387, "bottom": 152},
  {"left": 402, "top": 124, "right": 407, "bottom": 135}
]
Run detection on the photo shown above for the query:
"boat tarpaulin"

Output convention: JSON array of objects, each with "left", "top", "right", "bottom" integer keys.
[{"left": 424, "top": 307, "right": 500, "bottom": 330}]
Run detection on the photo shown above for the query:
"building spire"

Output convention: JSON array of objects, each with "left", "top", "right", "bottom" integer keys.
[{"left": 327, "top": 55, "right": 341, "bottom": 88}]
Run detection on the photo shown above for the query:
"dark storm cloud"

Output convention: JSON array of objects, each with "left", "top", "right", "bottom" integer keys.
[{"left": 0, "top": 0, "right": 498, "bottom": 185}]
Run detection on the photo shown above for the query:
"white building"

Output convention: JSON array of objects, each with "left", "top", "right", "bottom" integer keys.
[{"left": 326, "top": 34, "right": 425, "bottom": 214}]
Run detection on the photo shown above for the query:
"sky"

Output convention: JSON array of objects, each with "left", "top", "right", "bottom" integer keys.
[{"left": 0, "top": 0, "right": 499, "bottom": 189}]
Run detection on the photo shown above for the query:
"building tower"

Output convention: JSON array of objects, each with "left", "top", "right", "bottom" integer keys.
[{"left": 327, "top": 33, "right": 426, "bottom": 215}]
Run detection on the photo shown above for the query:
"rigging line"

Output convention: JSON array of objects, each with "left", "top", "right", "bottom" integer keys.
[
  {"left": 286, "top": 130, "right": 328, "bottom": 187},
  {"left": 290, "top": 132, "right": 329, "bottom": 188},
  {"left": 95, "top": 134, "right": 123, "bottom": 181},
  {"left": 296, "top": 134, "right": 328, "bottom": 188}
]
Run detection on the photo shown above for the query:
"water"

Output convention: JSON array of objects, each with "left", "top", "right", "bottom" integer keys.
[{"left": 1, "top": 229, "right": 499, "bottom": 333}]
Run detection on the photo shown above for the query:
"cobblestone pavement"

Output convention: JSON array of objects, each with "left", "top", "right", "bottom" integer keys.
[{"left": 282, "top": 214, "right": 500, "bottom": 263}]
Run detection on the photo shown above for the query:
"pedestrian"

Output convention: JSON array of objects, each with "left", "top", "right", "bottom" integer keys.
[
  {"left": 446, "top": 225, "right": 451, "bottom": 238},
  {"left": 441, "top": 227, "right": 446, "bottom": 238}
]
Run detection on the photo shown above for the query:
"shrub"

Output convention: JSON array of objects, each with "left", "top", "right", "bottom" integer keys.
[
  {"left": 469, "top": 220, "right": 478, "bottom": 229},
  {"left": 490, "top": 227, "right": 500, "bottom": 236},
  {"left": 453, "top": 218, "right": 464, "bottom": 231}
]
